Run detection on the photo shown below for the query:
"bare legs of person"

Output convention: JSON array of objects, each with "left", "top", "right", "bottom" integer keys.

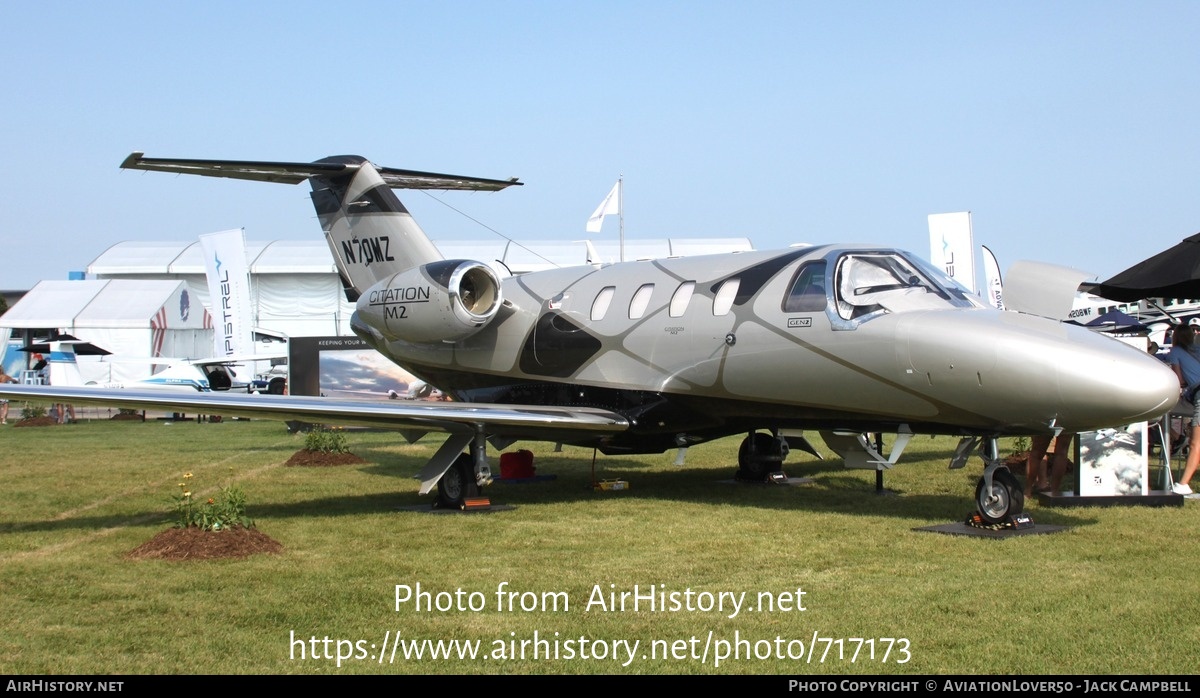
[
  {"left": 54, "top": 404, "right": 75, "bottom": 424},
  {"left": 1174, "top": 423, "right": 1200, "bottom": 495},
  {"left": 1047, "top": 433, "right": 1075, "bottom": 497},
  {"left": 1024, "top": 435, "right": 1052, "bottom": 497}
]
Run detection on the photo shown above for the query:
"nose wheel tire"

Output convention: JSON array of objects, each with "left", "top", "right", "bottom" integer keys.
[{"left": 975, "top": 469, "right": 1024, "bottom": 524}]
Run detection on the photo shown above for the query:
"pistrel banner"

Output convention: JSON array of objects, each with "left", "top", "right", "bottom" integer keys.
[{"left": 200, "top": 228, "right": 254, "bottom": 358}]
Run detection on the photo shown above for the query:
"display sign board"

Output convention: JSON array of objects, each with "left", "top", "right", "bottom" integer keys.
[
  {"left": 288, "top": 336, "right": 418, "bottom": 399},
  {"left": 1077, "top": 423, "right": 1148, "bottom": 496}
]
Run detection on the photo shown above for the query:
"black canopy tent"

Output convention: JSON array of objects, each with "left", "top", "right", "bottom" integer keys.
[
  {"left": 1088, "top": 233, "right": 1200, "bottom": 495},
  {"left": 1089, "top": 232, "right": 1200, "bottom": 303},
  {"left": 18, "top": 333, "right": 112, "bottom": 357},
  {"left": 1068, "top": 309, "right": 1150, "bottom": 334}
]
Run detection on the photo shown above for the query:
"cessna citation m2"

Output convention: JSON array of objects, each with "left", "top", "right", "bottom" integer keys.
[{"left": 0, "top": 153, "right": 1180, "bottom": 524}]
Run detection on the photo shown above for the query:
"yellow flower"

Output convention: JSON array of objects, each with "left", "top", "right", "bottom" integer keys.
[
  {"left": 183, "top": 491, "right": 191, "bottom": 498},
  {"left": 177, "top": 482, "right": 184, "bottom": 488},
  {"left": 184, "top": 472, "right": 193, "bottom": 479}
]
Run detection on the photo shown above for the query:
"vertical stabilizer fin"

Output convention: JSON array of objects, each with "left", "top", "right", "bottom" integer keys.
[{"left": 308, "top": 156, "right": 443, "bottom": 301}]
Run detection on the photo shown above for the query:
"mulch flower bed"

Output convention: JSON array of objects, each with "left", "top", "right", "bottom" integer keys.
[
  {"left": 127, "top": 526, "right": 283, "bottom": 561},
  {"left": 285, "top": 450, "right": 367, "bottom": 467},
  {"left": 13, "top": 417, "right": 58, "bottom": 427}
]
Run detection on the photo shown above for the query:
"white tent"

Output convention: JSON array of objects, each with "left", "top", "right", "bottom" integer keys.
[
  {"left": 88, "top": 240, "right": 353, "bottom": 338},
  {"left": 1, "top": 279, "right": 210, "bottom": 384}
]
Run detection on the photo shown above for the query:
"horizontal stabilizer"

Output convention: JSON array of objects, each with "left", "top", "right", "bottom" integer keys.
[
  {"left": 121, "top": 152, "right": 522, "bottom": 191},
  {"left": 188, "top": 352, "right": 289, "bottom": 366}
]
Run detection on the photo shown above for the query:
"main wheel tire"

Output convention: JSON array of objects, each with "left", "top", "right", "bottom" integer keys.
[
  {"left": 437, "top": 454, "right": 474, "bottom": 509},
  {"left": 975, "top": 469, "right": 1025, "bottom": 524},
  {"left": 737, "top": 432, "right": 785, "bottom": 481}
]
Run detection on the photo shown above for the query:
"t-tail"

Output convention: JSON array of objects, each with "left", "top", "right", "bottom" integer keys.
[{"left": 120, "top": 153, "right": 521, "bottom": 301}]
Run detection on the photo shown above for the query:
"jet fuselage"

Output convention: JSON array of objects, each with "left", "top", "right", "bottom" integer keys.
[{"left": 352, "top": 244, "right": 1179, "bottom": 453}]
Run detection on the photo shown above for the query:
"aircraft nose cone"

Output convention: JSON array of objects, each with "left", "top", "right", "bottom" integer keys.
[
  {"left": 900, "top": 311, "right": 1179, "bottom": 432},
  {"left": 1054, "top": 333, "right": 1179, "bottom": 429}
]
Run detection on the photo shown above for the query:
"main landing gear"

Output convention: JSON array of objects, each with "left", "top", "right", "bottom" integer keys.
[
  {"left": 428, "top": 430, "right": 493, "bottom": 510},
  {"left": 437, "top": 453, "right": 479, "bottom": 509},
  {"left": 736, "top": 431, "right": 788, "bottom": 482}
]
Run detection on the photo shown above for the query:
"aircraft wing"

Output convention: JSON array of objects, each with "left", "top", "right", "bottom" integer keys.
[
  {"left": 188, "top": 352, "right": 289, "bottom": 366},
  {"left": 120, "top": 152, "right": 521, "bottom": 192},
  {"left": 0, "top": 385, "right": 628, "bottom": 439}
]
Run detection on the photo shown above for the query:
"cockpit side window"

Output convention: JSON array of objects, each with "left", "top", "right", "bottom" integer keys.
[
  {"left": 834, "top": 253, "right": 957, "bottom": 321},
  {"left": 783, "top": 261, "right": 828, "bottom": 313}
]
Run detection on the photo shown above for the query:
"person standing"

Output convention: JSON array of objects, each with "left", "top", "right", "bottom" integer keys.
[
  {"left": 0, "top": 365, "right": 15, "bottom": 424},
  {"left": 1166, "top": 324, "right": 1200, "bottom": 495}
]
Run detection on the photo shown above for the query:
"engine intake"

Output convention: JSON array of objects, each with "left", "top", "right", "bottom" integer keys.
[{"left": 356, "top": 260, "right": 502, "bottom": 344}]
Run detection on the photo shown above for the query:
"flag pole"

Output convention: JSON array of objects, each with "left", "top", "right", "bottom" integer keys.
[{"left": 618, "top": 175, "right": 624, "bottom": 263}]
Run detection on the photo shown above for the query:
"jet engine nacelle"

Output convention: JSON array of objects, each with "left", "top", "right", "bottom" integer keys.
[{"left": 355, "top": 260, "right": 502, "bottom": 344}]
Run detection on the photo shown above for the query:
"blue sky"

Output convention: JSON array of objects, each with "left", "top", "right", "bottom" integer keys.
[{"left": 2, "top": 1, "right": 1197, "bottom": 291}]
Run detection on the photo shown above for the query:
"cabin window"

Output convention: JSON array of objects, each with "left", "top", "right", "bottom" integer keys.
[
  {"left": 629, "top": 284, "right": 654, "bottom": 319},
  {"left": 783, "top": 261, "right": 828, "bottom": 313},
  {"left": 590, "top": 286, "right": 615, "bottom": 321},
  {"left": 669, "top": 281, "right": 696, "bottom": 318},
  {"left": 713, "top": 278, "right": 740, "bottom": 316}
]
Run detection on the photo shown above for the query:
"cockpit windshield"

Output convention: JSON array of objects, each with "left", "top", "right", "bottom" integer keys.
[{"left": 834, "top": 252, "right": 982, "bottom": 322}]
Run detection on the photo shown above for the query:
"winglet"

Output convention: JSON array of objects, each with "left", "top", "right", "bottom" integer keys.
[{"left": 120, "top": 151, "right": 144, "bottom": 170}]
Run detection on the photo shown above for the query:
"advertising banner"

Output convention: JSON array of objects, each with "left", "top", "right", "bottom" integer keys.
[
  {"left": 981, "top": 245, "right": 1004, "bottom": 310},
  {"left": 200, "top": 228, "right": 254, "bottom": 358},
  {"left": 928, "top": 212, "right": 976, "bottom": 294}
]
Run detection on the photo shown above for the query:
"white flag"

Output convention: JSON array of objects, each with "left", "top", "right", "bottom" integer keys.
[
  {"left": 586, "top": 181, "right": 621, "bottom": 233},
  {"left": 200, "top": 228, "right": 254, "bottom": 358}
]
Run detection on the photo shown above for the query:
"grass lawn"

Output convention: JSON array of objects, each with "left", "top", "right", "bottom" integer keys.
[{"left": 1, "top": 417, "right": 1197, "bottom": 674}]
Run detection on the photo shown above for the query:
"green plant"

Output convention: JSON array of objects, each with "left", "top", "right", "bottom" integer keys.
[
  {"left": 20, "top": 403, "right": 46, "bottom": 420},
  {"left": 172, "top": 471, "right": 253, "bottom": 531},
  {"left": 303, "top": 426, "right": 349, "bottom": 454},
  {"left": 1009, "top": 435, "right": 1029, "bottom": 457}
]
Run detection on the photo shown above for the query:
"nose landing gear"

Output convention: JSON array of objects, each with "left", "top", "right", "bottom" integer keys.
[
  {"left": 961, "top": 436, "right": 1029, "bottom": 528},
  {"left": 975, "top": 468, "right": 1025, "bottom": 525}
]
